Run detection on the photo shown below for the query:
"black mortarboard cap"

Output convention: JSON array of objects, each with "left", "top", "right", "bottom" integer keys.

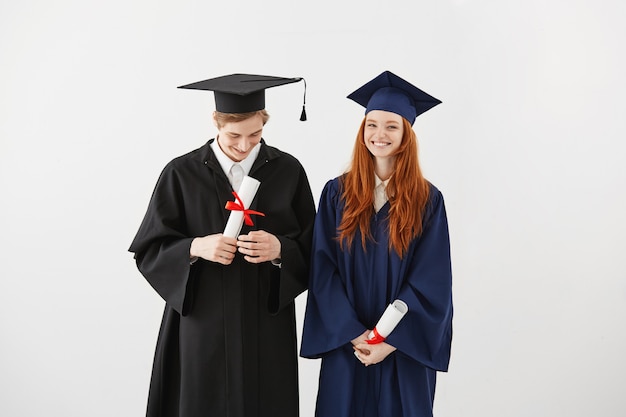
[
  {"left": 178, "top": 73, "right": 307, "bottom": 120},
  {"left": 347, "top": 70, "right": 441, "bottom": 125}
]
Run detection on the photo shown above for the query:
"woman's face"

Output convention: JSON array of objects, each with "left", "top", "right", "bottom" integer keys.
[
  {"left": 363, "top": 110, "right": 404, "bottom": 161},
  {"left": 215, "top": 113, "right": 264, "bottom": 162}
]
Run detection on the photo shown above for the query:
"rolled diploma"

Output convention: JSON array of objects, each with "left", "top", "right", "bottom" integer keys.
[
  {"left": 223, "top": 175, "right": 261, "bottom": 238},
  {"left": 368, "top": 299, "right": 408, "bottom": 339}
]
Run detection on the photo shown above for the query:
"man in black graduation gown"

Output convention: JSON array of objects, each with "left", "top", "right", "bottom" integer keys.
[{"left": 129, "top": 74, "right": 315, "bottom": 417}]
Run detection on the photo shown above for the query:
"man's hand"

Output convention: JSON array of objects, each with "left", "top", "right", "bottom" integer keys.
[
  {"left": 190, "top": 234, "right": 237, "bottom": 265},
  {"left": 236, "top": 230, "right": 281, "bottom": 264}
]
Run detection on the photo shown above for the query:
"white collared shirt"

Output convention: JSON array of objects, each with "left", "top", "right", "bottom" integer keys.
[
  {"left": 374, "top": 174, "right": 390, "bottom": 212},
  {"left": 210, "top": 137, "right": 262, "bottom": 186}
]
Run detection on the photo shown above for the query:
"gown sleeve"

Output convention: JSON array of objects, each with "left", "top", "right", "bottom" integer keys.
[
  {"left": 128, "top": 164, "right": 196, "bottom": 316},
  {"left": 385, "top": 186, "right": 453, "bottom": 371},
  {"left": 270, "top": 164, "right": 316, "bottom": 314},
  {"left": 300, "top": 179, "right": 366, "bottom": 358}
]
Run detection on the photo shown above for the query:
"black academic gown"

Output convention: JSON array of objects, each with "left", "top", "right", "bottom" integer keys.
[
  {"left": 129, "top": 139, "right": 315, "bottom": 417},
  {"left": 300, "top": 177, "right": 453, "bottom": 417}
]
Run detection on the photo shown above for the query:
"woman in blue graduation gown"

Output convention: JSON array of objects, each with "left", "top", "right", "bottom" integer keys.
[{"left": 300, "top": 71, "right": 453, "bottom": 417}]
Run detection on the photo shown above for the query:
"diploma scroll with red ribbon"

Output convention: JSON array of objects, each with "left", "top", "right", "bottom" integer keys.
[
  {"left": 366, "top": 299, "right": 408, "bottom": 344},
  {"left": 223, "top": 176, "right": 264, "bottom": 238}
]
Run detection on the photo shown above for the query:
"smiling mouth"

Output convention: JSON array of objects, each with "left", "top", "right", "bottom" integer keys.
[
  {"left": 371, "top": 141, "right": 391, "bottom": 147},
  {"left": 229, "top": 148, "right": 250, "bottom": 162}
]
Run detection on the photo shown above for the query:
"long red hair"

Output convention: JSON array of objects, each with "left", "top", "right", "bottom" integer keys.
[{"left": 338, "top": 117, "right": 430, "bottom": 257}]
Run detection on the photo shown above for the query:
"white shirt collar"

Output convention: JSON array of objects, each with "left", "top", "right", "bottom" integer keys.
[
  {"left": 374, "top": 174, "right": 390, "bottom": 212},
  {"left": 210, "top": 137, "right": 262, "bottom": 177},
  {"left": 375, "top": 174, "right": 389, "bottom": 189}
]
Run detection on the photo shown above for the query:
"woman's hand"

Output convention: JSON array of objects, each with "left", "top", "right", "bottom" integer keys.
[
  {"left": 353, "top": 341, "right": 396, "bottom": 366},
  {"left": 351, "top": 330, "right": 371, "bottom": 347}
]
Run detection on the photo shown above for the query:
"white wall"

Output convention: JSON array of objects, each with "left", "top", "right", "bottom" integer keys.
[{"left": 1, "top": 1, "right": 625, "bottom": 416}]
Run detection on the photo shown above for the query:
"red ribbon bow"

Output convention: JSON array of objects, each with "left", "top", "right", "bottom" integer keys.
[
  {"left": 225, "top": 191, "right": 265, "bottom": 226},
  {"left": 365, "top": 327, "right": 386, "bottom": 345}
]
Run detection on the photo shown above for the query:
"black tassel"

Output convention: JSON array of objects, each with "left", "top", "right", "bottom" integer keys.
[{"left": 299, "top": 78, "right": 307, "bottom": 121}]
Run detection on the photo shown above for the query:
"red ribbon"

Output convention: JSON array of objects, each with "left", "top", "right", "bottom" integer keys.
[
  {"left": 366, "top": 327, "right": 386, "bottom": 345},
  {"left": 225, "top": 191, "right": 265, "bottom": 226}
]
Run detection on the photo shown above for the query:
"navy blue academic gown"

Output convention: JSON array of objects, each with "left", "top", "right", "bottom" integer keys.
[{"left": 300, "top": 177, "right": 453, "bottom": 417}]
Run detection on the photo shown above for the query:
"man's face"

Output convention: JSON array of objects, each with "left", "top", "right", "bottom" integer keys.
[{"left": 216, "top": 113, "right": 264, "bottom": 162}]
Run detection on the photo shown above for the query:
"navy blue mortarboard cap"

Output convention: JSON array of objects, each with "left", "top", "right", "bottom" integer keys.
[
  {"left": 347, "top": 70, "right": 441, "bottom": 125},
  {"left": 178, "top": 73, "right": 307, "bottom": 120}
]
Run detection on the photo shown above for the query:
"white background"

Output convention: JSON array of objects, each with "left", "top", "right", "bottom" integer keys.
[{"left": 1, "top": 1, "right": 625, "bottom": 416}]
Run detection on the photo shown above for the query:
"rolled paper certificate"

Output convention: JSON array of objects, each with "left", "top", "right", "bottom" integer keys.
[
  {"left": 367, "top": 299, "right": 408, "bottom": 344},
  {"left": 223, "top": 175, "right": 261, "bottom": 238}
]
